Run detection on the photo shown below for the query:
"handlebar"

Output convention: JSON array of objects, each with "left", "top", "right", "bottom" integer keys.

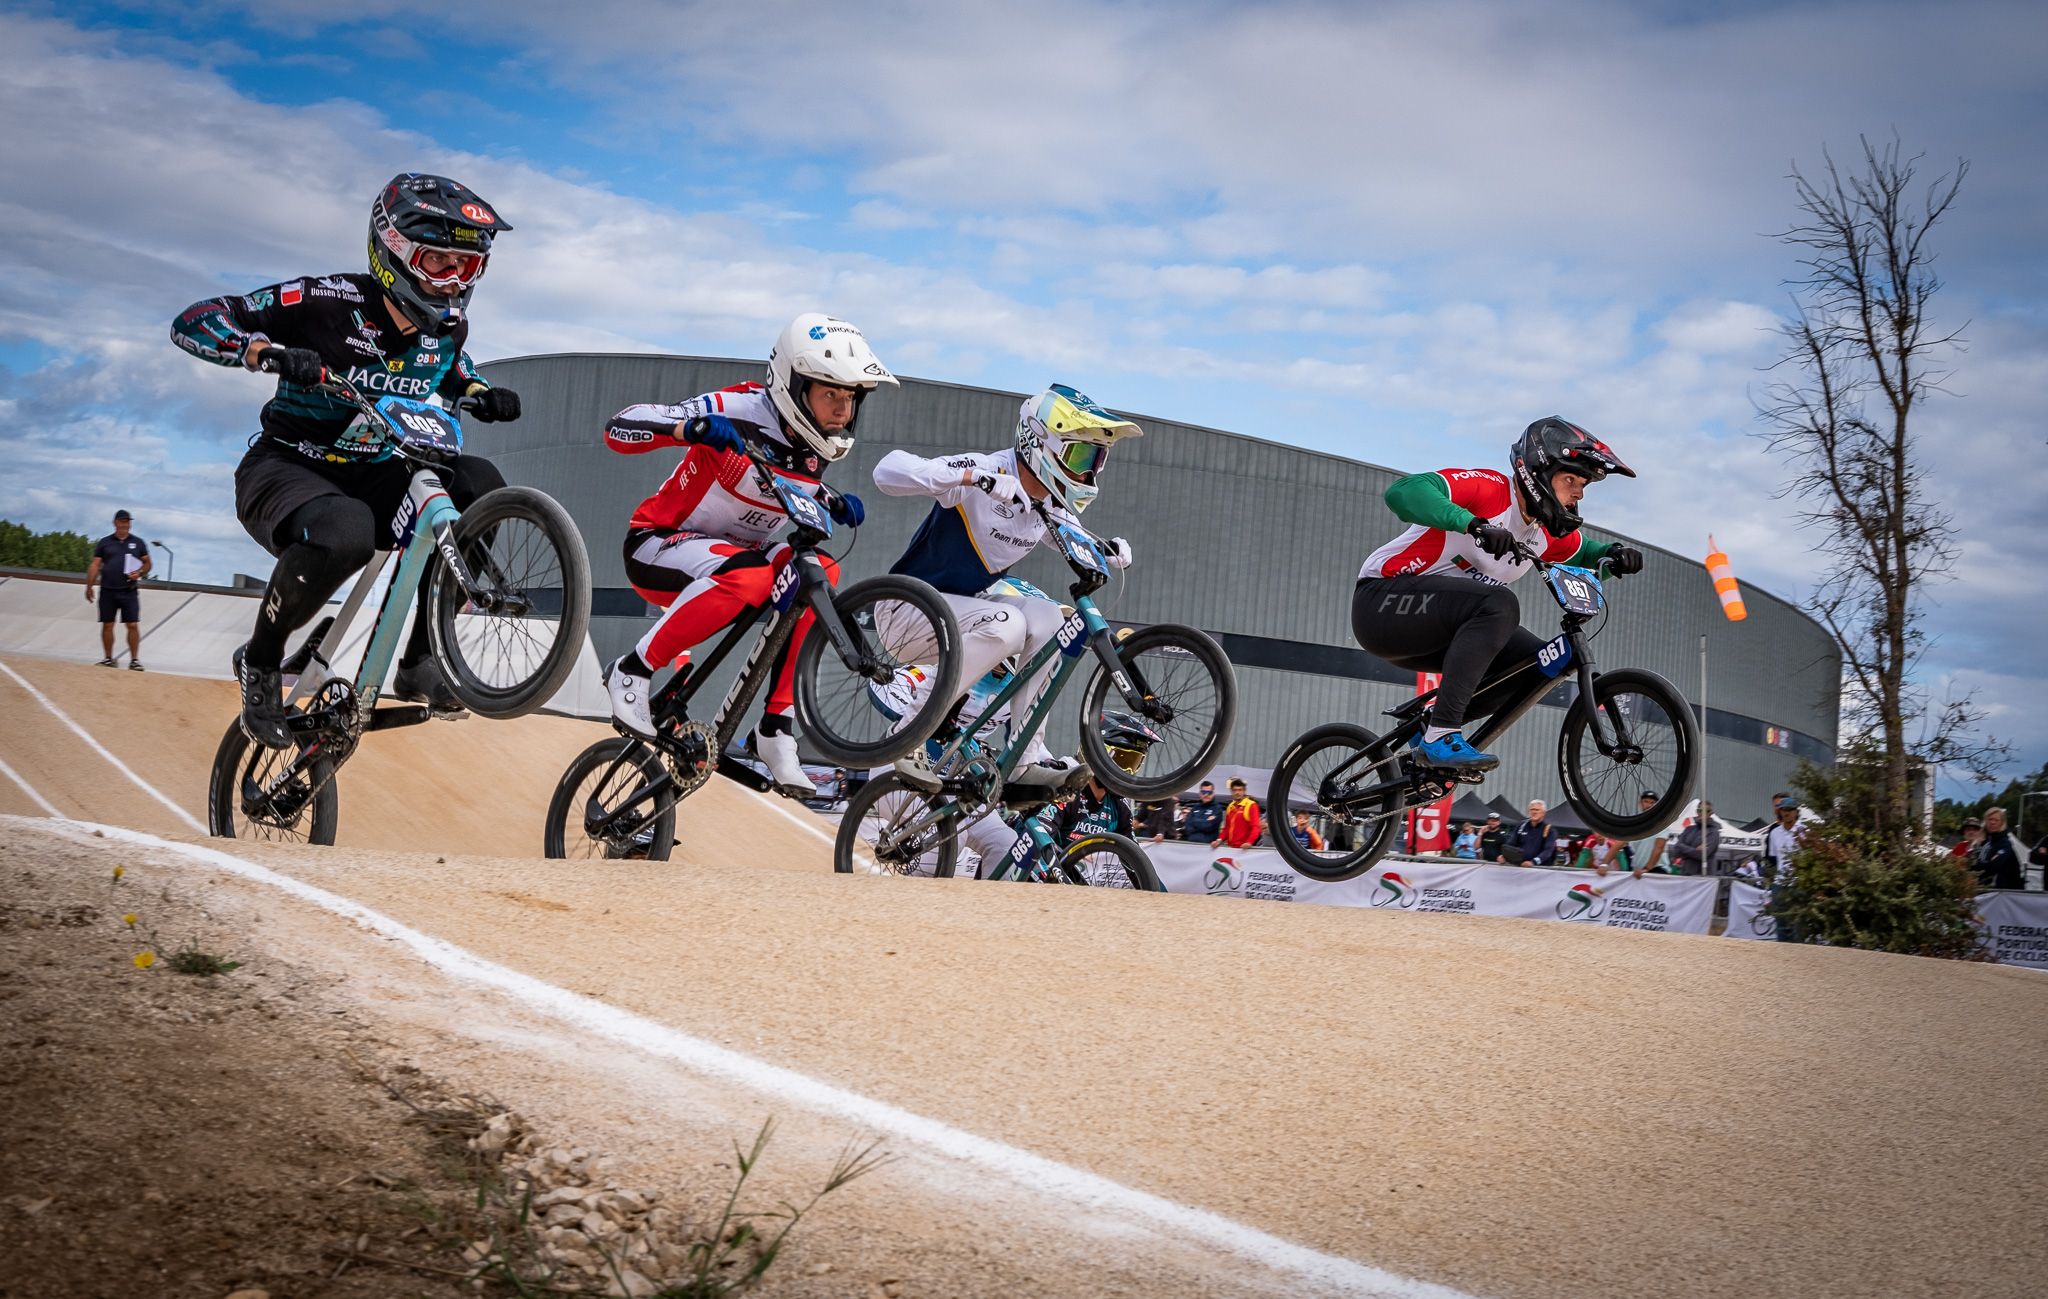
[
  {"left": 258, "top": 350, "right": 487, "bottom": 418},
  {"left": 1505, "top": 537, "right": 1615, "bottom": 579}
]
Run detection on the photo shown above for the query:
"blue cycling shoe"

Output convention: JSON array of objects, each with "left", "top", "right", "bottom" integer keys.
[{"left": 1413, "top": 730, "right": 1500, "bottom": 772}]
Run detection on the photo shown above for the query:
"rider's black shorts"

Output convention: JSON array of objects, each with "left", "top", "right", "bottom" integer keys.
[{"left": 234, "top": 444, "right": 501, "bottom": 556}]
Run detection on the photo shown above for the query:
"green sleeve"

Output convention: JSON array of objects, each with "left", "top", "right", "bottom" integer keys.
[
  {"left": 1566, "top": 537, "right": 1617, "bottom": 567},
  {"left": 1384, "top": 472, "right": 1475, "bottom": 534}
]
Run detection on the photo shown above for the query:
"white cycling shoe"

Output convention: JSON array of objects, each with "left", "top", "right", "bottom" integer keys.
[
  {"left": 1008, "top": 737, "right": 1085, "bottom": 789},
  {"left": 605, "top": 656, "right": 656, "bottom": 740},
  {"left": 893, "top": 741, "right": 945, "bottom": 792},
  {"left": 752, "top": 726, "right": 814, "bottom": 796}
]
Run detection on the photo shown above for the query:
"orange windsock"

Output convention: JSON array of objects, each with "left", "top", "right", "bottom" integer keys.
[{"left": 1705, "top": 535, "right": 1747, "bottom": 621}]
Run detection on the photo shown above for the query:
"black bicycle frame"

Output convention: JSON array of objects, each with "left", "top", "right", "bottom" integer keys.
[{"left": 1322, "top": 558, "right": 1639, "bottom": 822}]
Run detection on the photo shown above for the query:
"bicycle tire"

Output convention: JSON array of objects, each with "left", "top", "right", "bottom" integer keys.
[
  {"left": 429, "top": 485, "right": 593, "bottom": 720},
  {"left": 834, "top": 772, "right": 959, "bottom": 878},
  {"left": 1269, "top": 722, "right": 1401, "bottom": 880},
  {"left": 207, "top": 719, "right": 338, "bottom": 846},
  {"left": 543, "top": 737, "right": 676, "bottom": 861},
  {"left": 1050, "top": 831, "right": 1163, "bottom": 891},
  {"left": 1557, "top": 667, "right": 1700, "bottom": 840},
  {"left": 1076, "top": 623, "right": 1236, "bottom": 801},
  {"left": 795, "top": 575, "right": 962, "bottom": 767}
]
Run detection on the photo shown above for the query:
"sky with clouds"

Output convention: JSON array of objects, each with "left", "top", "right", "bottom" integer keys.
[{"left": 0, "top": 0, "right": 2041, "bottom": 789}]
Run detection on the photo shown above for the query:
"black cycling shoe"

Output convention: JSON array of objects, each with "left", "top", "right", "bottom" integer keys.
[
  {"left": 392, "top": 658, "right": 466, "bottom": 713},
  {"left": 233, "top": 643, "right": 293, "bottom": 750}
]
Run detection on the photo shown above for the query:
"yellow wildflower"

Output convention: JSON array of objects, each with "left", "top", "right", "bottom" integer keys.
[
  {"left": 113, "top": 866, "right": 125, "bottom": 880},
  {"left": 123, "top": 914, "right": 139, "bottom": 927},
  {"left": 133, "top": 951, "right": 156, "bottom": 969}
]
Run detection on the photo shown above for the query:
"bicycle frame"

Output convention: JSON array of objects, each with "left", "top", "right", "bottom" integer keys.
[{"left": 1321, "top": 552, "right": 1642, "bottom": 823}]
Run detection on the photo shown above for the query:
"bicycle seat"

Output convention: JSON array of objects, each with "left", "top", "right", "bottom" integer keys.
[{"left": 1383, "top": 693, "right": 1435, "bottom": 721}]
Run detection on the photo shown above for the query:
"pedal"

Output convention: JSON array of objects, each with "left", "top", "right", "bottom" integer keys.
[
  {"left": 280, "top": 617, "right": 335, "bottom": 678},
  {"left": 715, "top": 753, "right": 776, "bottom": 794}
]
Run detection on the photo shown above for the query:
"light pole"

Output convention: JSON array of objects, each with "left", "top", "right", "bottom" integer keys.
[{"left": 151, "top": 540, "right": 174, "bottom": 583}]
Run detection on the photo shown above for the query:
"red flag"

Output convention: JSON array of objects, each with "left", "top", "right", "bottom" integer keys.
[{"left": 1407, "top": 671, "right": 1454, "bottom": 854}]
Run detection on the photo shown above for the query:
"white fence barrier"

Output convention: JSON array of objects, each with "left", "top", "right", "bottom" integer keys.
[{"left": 1146, "top": 842, "right": 1719, "bottom": 935}]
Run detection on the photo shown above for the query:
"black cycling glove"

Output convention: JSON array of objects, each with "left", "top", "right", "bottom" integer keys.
[
  {"left": 1605, "top": 545, "right": 1644, "bottom": 576},
  {"left": 1467, "top": 517, "right": 1520, "bottom": 561},
  {"left": 468, "top": 387, "right": 521, "bottom": 423},
  {"left": 257, "top": 345, "right": 326, "bottom": 387}
]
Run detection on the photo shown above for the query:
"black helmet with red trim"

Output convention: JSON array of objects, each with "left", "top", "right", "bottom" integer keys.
[
  {"left": 1510, "top": 416, "right": 1634, "bottom": 536},
  {"left": 369, "top": 174, "right": 510, "bottom": 336}
]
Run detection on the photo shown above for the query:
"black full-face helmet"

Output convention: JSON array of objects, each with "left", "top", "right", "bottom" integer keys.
[
  {"left": 1509, "top": 416, "right": 1634, "bottom": 536},
  {"left": 369, "top": 174, "right": 510, "bottom": 335}
]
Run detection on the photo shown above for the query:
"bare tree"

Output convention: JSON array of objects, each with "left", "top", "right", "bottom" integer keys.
[{"left": 1757, "top": 136, "right": 2003, "bottom": 834}]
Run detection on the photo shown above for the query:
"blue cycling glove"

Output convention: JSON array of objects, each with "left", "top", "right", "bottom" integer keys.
[
  {"left": 681, "top": 414, "right": 744, "bottom": 454},
  {"left": 827, "top": 491, "right": 865, "bottom": 527}
]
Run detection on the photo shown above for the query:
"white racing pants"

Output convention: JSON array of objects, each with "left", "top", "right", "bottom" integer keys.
[{"left": 873, "top": 587, "right": 1066, "bottom": 750}]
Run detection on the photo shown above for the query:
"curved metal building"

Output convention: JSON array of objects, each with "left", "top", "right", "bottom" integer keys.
[{"left": 475, "top": 353, "right": 1839, "bottom": 821}]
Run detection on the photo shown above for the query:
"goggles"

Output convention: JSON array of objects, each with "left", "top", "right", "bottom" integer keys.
[
  {"left": 409, "top": 244, "right": 487, "bottom": 288},
  {"left": 1052, "top": 437, "right": 1110, "bottom": 482}
]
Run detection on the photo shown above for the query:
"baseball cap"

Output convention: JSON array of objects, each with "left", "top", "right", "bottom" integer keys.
[
  {"left": 1778, "top": 800, "right": 1801, "bottom": 814},
  {"left": 113, "top": 509, "right": 132, "bottom": 521},
  {"left": 1962, "top": 816, "right": 1982, "bottom": 829}
]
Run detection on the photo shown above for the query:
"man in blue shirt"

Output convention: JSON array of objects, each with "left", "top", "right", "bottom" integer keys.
[
  {"left": 1182, "top": 780, "right": 1226, "bottom": 846},
  {"left": 84, "top": 510, "right": 151, "bottom": 671},
  {"left": 1506, "top": 798, "right": 1562, "bottom": 866}
]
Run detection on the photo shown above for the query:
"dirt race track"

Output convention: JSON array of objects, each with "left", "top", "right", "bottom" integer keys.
[{"left": 2, "top": 652, "right": 2045, "bottom": 1298}]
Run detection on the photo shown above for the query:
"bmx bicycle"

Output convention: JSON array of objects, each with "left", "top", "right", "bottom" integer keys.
[
  {"left": 208, "top": 365, "right": 593, "bottom": 846},
  {"left": 542, "top": 435, "right": 963, "bottom": 860},
  {"left": 833, "top": 506, "right": 1235, "bottom": 880},
  {"left": 841, "top": 776, "right": 1163, "bottom": 889},
  {"left": 1270, "top": 541, "right": 1700, "bottom": 880}
]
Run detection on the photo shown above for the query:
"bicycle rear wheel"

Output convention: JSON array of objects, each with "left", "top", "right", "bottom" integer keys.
[
  {"left": 429, "top": 485, "right": 592, "bottom": 719},
  {"left": 207, "top": 720, "right": 338, "bottom": 845},
  {"left": 1077, "top": 624, "right": 1236, "bottom": 801},
  {"left": 1049, "top": 832, "right": 1163, "bottom": 891},
  {"left": 1557, "top": 668, "right": 1699, "bottom": 839},
  {"left": 543, "top": 737, "right": 676, "bottom": 861},
  {"left": 1269, "top": 722, "right": 1401, "bottom": 880},
  {"left": 796, "top": 576, "right": 962, "bottom": 767},
  {"left": 834, "top": 773, "right": 959, "bottom": 877}
]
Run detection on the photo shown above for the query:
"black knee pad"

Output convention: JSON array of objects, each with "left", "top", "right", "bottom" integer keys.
[
  {"left": 448, "top": 454, "right": 507, "bottom": 508},
  {"left": 276, "top": 496, "right": 377, "bottom": 588}
]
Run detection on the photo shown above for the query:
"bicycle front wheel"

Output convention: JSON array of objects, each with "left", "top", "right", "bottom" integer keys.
[
  {"left": 429, "top": 485, "right": 593, "bottom": 720},
  {"left": 1077, "top": 624, "right": 1236, "bottom": 801},
  {"left": 1557, "top": 668, "right": 1699, "bottom": 839},
  {"left": 1269, "top": 722, "right": 1401, "bottom": 881},
  {"left": 834, "top": 773, "right": 959, "bottom": 878},
  {"left": 543, "top": 737, "right": 676, "bottom": 861},
  {"left": 1049, "top": 832, "right": 1163, "bottom": 891},
  {"left": 207, "top": 719, "right": 338, "bottom": 845},
  {"left": 796, "top": 576, "right": 962, "bottom": 767}
]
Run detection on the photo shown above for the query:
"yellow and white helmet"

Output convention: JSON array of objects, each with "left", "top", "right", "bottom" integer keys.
[
  {"left": 1015, "top": 384, "right": 1141, "bottom": 514},
  {"left": 767, "top": 313, "right": 898, "bottom": 462}
]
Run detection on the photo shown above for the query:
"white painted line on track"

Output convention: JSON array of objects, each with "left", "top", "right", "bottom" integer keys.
[
  {"left": 0, "top": 659, "right": 206, "bottom": 834},
  {"left": 744, "top": 784, "right": 836, "bottom": 847},
  {"left": 0, "top": 755, "right": 60, "bottom": 817},
  {"left": 17, "top": 813, "right": 1476, "bottom": 1299}
]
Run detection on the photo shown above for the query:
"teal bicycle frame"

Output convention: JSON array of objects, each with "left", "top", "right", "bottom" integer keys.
[{"left": 284, "top": 469, "right": 465, "bottom": 714}]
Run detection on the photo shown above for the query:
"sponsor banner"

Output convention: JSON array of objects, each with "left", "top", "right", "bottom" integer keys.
[
  {"left": 1148, "top": 843, "right": 1717, "bottom": 934},
  {"left": 1724, "top": 881, "right": 1777, "bottom": 940},
  {"left": 1972, "top": 891, "right": 2048, "bottom": 970},
  {"left": 1406, "top": 672, "right": 1453, "bottom": 854}
]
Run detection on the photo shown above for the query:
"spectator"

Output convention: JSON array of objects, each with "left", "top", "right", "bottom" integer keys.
[
  {"left": 1477, "top": 812, "right": 1508, "bottom": 862},
  {"left": 1290, "top": 810, "right": 1325, "bottom": 851},
  {"left": 1182, "top": 780, "right": 1225, "bottom": 845},
  {"left": 1761, "top": 798, "right": 1806, "bottom": 943},
  {"left": 1506, "top": 800, "right": 1561, "bottom": 866},
  {"left": 831, "top": 768, "right": 849, "bottom": 801},
  {"left": 1663, "top": 801, "right": 1722, "bottom": 876},
  {"left": 1451, "top": 821, "right": 1479, "bottom": 859},
  {"left": 84, "top": 509, "right": 151, "bottom": 671},
  {"left": 1626, "top": 791, "right": 1674, "bottom": 876},
  {"left": 1949, "top": 816, "right": 1983, "bottom": 862},
  {"left": 1770, "top": 791, "right": 1791, "bottom": 817},
  {"left": 1575, "top": 831, "right": 1623, "bottom": 875},
  {"left": 1220, "top": 777, "right": 1263, "bottom": 849},
  {"left": 1975, "top": 808, "right": 2024, "bottom": 891},
  {"left": 1137, "top": 798, "right": 1179, "bottom": 842}
]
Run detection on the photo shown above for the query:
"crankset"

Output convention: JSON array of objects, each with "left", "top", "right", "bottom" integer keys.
[
  {"left": 663, "top": 719, "right": 718, "bottom": 800},
  {"left": 241, "top": 680, "right": 358, "bottom": 826}
]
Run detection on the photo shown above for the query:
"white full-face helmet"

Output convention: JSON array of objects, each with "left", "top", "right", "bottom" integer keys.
[
  {"left": 766, "top": 313, "right": 897, "bottom": 462},
  {"left": 1014, "top": 384, "right": 1142, "bottom": 514}
]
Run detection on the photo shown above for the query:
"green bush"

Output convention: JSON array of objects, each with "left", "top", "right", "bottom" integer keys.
[
  {"left": 1773, "top": 742, "right": 1987, "bottom": 959},
  {"left": 0, "top": 519, "right": 94, "bottom": 573}
]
